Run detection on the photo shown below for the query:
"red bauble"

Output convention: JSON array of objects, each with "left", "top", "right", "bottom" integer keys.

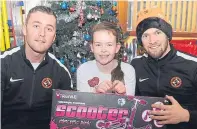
[
  {"left": 122, "top": 56, "right": 128, "bottom": 62},
  {"left": 69, "top": 7, "right": 75, "bottom": 12}
]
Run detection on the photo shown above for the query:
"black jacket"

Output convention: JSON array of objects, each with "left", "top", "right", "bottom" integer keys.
[
  {"left": 1, "top": 46, "right": 73, "bottom": 129},
  {"left": 131, "top": 45, "right": 197, "bottom": 129}
]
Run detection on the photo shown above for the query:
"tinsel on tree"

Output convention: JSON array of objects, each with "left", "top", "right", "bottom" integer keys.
[{"left": 45, "top": 0, "right": 129, "bottom": 88}]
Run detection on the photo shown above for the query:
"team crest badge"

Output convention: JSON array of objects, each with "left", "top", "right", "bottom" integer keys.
[
  {"left": 42, "top": 78, "right": 52, "bottom": 88},
  {"left": 170, "top": 77, "right": 182, "bottom": 88}
]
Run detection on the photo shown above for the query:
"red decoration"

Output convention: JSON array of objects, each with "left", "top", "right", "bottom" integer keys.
[
  {"left": 171, "top": 39, "right": 197, "bottom": 56},
  {"left": 88, "top": 77, "right": 99, "bottom": 87},
  {"left": 69, "top": 7, "right": 75, "bottom": 12},
  {"left": 122, "top": 56, "right": 128, "bottom": 62}
]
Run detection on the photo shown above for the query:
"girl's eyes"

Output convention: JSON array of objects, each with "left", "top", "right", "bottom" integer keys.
[
  {"left": 95, "top": 44, "right": 101, "bottom": 46},
  {"left": 95, "top": 44, "right": 113, "bottom": 46}
]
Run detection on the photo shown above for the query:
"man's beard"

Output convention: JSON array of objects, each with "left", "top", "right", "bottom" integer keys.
[{"left": 147, "top": 42, "right": 169, "bottom": 59}]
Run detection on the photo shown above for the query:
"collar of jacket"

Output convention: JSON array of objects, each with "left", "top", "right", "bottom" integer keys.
[
  {"left": 20, "top": 45, "right": 49, "bottom": 68},
  {"left": 147, "top": 44, "right": 177, "bottom": 66}
]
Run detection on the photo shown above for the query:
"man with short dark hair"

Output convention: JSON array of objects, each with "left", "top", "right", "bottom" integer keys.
[{"left": 1, "top": 6, "right": 73, "bottom": 129}]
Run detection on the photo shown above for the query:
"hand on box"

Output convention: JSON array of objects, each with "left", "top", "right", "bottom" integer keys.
[{"left": 149, "top": 95, "right": 190, "bottom": 125}]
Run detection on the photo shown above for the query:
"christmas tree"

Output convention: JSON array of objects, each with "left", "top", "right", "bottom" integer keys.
[{"left": 45, "top": 0, "right": 129, "bottom": 89}]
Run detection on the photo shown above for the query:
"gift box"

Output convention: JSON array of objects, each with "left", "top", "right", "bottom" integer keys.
[{"left": 50, "top": 90, "right": 166, "bottom": 129}]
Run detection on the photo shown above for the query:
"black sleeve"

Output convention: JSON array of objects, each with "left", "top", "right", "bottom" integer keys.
[
  {"left": 1, "top": 57, "right": 7, "bottom": 102},
  {"left": 131, "top": 59, "right": 140, "bottom": 96},
  {"left": 188, "top": 69, "right": 197, "bottom": 127},
  {"left": 135, "top": 83, "right": 140, "bottom": 96},
  {"left": 188, "top": 110, "right": 197, "bottom": 128},
  {"left": 58, "top": 69, "right": 73, "bottom": 90},
  {"left": 130, "top": 59, "right": 135, "bottom": 66}
]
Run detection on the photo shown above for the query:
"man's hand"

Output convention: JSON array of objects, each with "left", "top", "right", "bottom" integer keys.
[
  {"left": 113, "top": 80, "right": 126, "bottom": 94},
  {"left": 149, "top": 95, "right": 190, "bottom": 125},
  {"left": 95, "top": 80, "right": 113, "bottom": 93}
]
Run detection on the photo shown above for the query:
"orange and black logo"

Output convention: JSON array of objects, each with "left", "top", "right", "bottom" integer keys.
[
  {"left": 42, "top": 78, "right": 52, "bottom": 88},
  {"left": 170, "top": 77, "right": 182, "bottom": 88}
]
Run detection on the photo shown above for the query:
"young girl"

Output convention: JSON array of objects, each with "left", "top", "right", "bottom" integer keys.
[{"left": 77, "top": 21, "right": 136, "bottom": 95}]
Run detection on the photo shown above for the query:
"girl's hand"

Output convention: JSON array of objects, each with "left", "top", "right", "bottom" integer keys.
[
  {"left": 113, "top": 80, "right": 126, "bottom": 94},
  {"left": 95, "top": 80, "right": 113, "bottom": 93}
]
